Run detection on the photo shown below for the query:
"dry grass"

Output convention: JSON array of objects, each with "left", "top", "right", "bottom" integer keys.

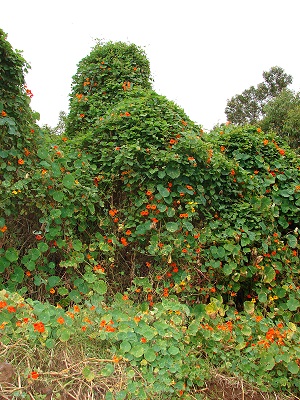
[{"left": 0, "top": 339, "right": 298, "bottom": 400}]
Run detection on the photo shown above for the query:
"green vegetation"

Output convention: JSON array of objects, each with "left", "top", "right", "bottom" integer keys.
[{"left": 0, "top": 29, "right": 299, "bottom": 399}]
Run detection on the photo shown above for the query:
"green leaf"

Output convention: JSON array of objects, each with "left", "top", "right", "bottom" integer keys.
[
  {"left": 166, "top": 222, "right": 179, "bottom": 232},
  {"left": 58, "top": 328, "right": 71, "bottom": 342},
  {"left": 52, "top": 191, "right": 64, "bottom": 202},
  {"left": 287, "top": 361, "right": 299, "bottom": 374},
  {"left": 37, "top": 148, "right": 49, "bottom": 159},
  {"left": 37, "top": 242, "right": 49, "bottom": 252},
  {"left": 82, "top": 366, "right": 95, "bottom": 381},
  {"left": 286, "top": 234, "right": 297, "bottom": 248},
  {"left": 45, "top": 338, "right": 55, "bottom": 349},
  {"left": 286, "top": 296, "right": 300, "bottom": 311},
  {"left": 93, "top": 280, "right": 107, "bottom": 295},
  {"left": 120, "top": 341, "right": 131, "bottom": 353},
  {"left": 158, "top": 170, "right": 165, "bottom": 178},
  {"left": 10, "top": 267, "right": 24, "bottom": 283},
  {"left": 5, "top": 248, "right": 19, "bottom": 262},
  {"left": 262, "top": 355, "right": 275, "bottom": 371},
  {"left": 263, "top": 266, "right": 276, "bottom": 283},
  {"left": 62, "top": 174, "right": 75, "bottom": 189},
  {"left": 168, "top": 346, "right": 180, "bottom": 355},
  {"left": 101, "top": 364, "right": 115, "bottom": 377},
  {"left": 130, "top": 344, "right": 145, "bottom": 358},
  {"left": 243, "top": 301, "right": 255, "bottom": 315},
  {"left": 144, "top": 348, "right": 156, "bottom": 362},
  {"left": 72, "top": 239, "right": 82, "bottom": 251},
  {"left": 223, "top": 263, "right": 236, "bottom": 276},
  {"left": 47, "top": 276, "right": 61, "bottom": 287},
  {"left": 157, "top": 184, "right": 170, "bottom": 198},
  {"left": 165, "top": 166, "right": 180, "bottom": 179}
]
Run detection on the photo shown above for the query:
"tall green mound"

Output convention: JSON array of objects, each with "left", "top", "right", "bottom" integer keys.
[{"left": 65, "top": 41, "right": 152, "bottom": 138}]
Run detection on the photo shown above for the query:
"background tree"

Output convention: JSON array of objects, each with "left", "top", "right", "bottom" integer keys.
[
  {"left": 261, "top": 89, "right": 300, "bottom": 149},
  {"left": 225, "top": 66, "right": 292, "bottom": 124}
]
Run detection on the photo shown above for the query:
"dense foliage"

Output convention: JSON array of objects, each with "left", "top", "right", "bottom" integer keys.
[
  {"left": 1, "top": 32, "right": 300, "bottom": 398},
  {"left": 225, "top": 66, "right": 292, "bottom": 125}
]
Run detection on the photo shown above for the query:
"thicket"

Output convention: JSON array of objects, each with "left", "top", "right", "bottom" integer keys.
[{"left": 0, "top": 29, "right": 299, "bottom": 398}]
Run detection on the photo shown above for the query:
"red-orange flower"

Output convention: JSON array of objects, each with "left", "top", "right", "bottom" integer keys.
[
  {"left": 140, "top": 337, "right": 147, "bottom": 343},
  {"left": 57, "top": 317, "right": 65, "bottom": 324},
  {"left": 18, "top": 158, "right": 24, "bottom": 165},
  {"left": 30, "top": 371, "right": 39, "bottom": 380},
  {"left": 7, "top": 306, "right": 16, "bottom": 313},
  {"left": 33, "top": 321, "right": 45, "bottom": 333},
  {"left": 0, "top": 226, "right": 7, "bottom": 233},
  {"left": 1, "top": 110, "right": 7, "bottom": 117}
]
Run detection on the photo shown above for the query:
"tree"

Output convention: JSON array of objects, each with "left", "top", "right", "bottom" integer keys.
[
  {"left": 261, "top": 89, "right": 300, "bottom": 148},
  {"left": 225, "top": 66, "right": 292, "bottom": 125}
]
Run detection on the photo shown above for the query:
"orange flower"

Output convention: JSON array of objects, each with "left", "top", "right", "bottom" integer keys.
[
  {"left": 257, "top": 128, "right": 262, "bottom": 133},
  {"left": 0, "top": 226, "right": 7, "bottom": 233},
  {"left": 73, "top": 305, "right": 80, "bottom": 313},
  {"left": 122, "top": 294, "right": 129, "bottom": 301},
  {"left": 18, "top": 158, "right": 24, "bottom": 165},
  {"left": 24, "top": 148, "right": 30, "bottom": 156},
  {"left": 254, "top": 170, "right": 259, "bottom": 175},
  {"left": 278, "top": 148, "right": 285, "bottom": 156},
  {"left": 105, "top": 325, "right": 115, "bottom": 332},
  {"left": 145, "top": 262, "right": 151, "bottom": 268},
  {"left": 7, "top": 306, "right": 16, "bottom": 313},
  {"left": 182, "top": 248, "right": 188, "bottom": 253},
  {"left": 230, "top": 169, "right": 235, "bottom": 176},
  {"left": 263, "top": 139, "right": 268, "bottom": 145},
  {"left": 30, "top": 371, "right": 39, "bottom": 380},
  {"left": 125, "top": 229, "right": 132, "bottom": 235},
  {"left": 140, "top": 210, "right": 149, "bottom": 216},
  {"left": 33, "top": 321, "right": 45, "bottom": 333},
  {"left": 57, "top": 317, "right": 65, "bottom": 324},
  {"left": 25, "top": 271, "right": 31, "bottom": 277},
  {"left": 255, "top": 315, "right": 263, "bottom": 322},
  {"left": 169, "top": 138, "right": 177, "bottom": 145},
  {"left": 1, "top": 110, "right": 7, "bottom": 117},
  {"left": 146, "top": 190, "right": 152, "bottom": 196},
  {"left": 109, "top": 209, "right": 118, "bottom": 217},
  {"left": 79, "top": 113, "right": 85, "bottom": 118},
  {"left": 124, "top": 112, "right": 131, "bottom": 117},
  {"left": 140, "top": 337, "right": 147, "bottom": 343},
  {"left": 122, "top": 81, "right": 131, "bottom": 91},
  {"left": 220, "top": 146, "right": 225, "bottom": 152},
  {"left": 120, "top": 237, "right": 128, "bottom": 246}
]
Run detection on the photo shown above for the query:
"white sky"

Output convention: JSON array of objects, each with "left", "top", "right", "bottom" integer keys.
[{"left": 1, "top": 0, "right": 300, "bottom": 130}]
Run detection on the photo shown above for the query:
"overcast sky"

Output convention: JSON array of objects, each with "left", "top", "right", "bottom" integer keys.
[{"left": 1, "top": 0, "right": 300, "bottom": 130}]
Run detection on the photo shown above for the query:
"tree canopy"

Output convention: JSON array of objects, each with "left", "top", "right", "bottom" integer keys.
[{"left": 225, "top": 66, "right": 293, "bottom": 125}]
